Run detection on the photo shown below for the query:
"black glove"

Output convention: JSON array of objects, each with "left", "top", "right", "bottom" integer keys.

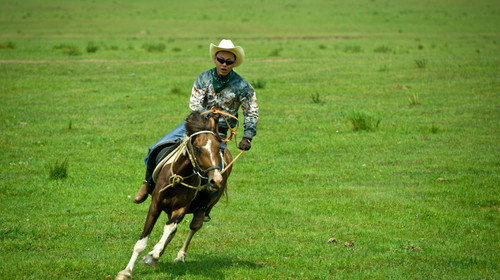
[{"left": 238, "top": 137, "right": 252, "bottom": 151}]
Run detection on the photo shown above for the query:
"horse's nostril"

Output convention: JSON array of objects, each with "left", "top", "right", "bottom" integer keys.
[{"left": 209, "top": 179, "right": 216, "bottom": 186}]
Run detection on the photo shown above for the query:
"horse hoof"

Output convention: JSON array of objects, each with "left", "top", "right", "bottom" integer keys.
[
  {"left": 140, "top": 255, "right": 158, "bottom": 267},
  {"left": 115, "top": 270, "right": 132, "bottom": 280},
  {"left": 174, "top": 255, "right": 185, "bottom": 263}
]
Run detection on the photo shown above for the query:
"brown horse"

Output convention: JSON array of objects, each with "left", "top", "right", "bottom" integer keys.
[{"left": 116, "top": 111, "right": 233, "bottom": 280}]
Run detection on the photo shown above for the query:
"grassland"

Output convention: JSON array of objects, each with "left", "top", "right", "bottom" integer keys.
[{"left": 1, "top": 0, "right": 499, "bottom": 279}]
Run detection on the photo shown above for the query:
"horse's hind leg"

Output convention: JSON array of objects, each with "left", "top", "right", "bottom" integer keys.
[
  {"left": 174, "top": 208, "right": 205, "bottom": 263},
  {"left": 141, "top": 207, "right": 187, "bottom": 267}
]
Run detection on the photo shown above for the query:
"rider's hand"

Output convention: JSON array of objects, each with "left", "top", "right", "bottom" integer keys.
[{"left": 238, "top": 137, "right": 252, "bottom": 151}]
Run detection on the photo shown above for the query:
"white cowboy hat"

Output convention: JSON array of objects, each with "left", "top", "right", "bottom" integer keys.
[{"left": 210, "top": 39, "right": 245, "bottom": 67}]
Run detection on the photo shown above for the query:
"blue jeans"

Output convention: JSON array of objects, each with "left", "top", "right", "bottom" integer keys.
[{"left": 144, "top": 121, "right": 226, "bottom": 170}]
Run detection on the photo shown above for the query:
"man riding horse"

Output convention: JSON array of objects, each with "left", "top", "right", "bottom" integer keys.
[{"left": 133, "top": 39, "right": 259, "bottom": 217}]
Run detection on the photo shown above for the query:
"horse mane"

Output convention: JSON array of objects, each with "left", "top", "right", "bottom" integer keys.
[{"left": 185, "top": 111, "right": 216, "bottom": 136}]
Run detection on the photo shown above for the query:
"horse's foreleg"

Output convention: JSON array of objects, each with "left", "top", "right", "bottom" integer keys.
[
  {"left": 116, "top": 237, "right": 148, "bottom": 279},
  {"left": 140, "top": 222, "right": 177, "bottom": 267},
  {"left": 174, "top": 208, "right": 205, "bottom": 263},
  {"left": 141, "top": 208, "right": 186, "bottom": 267},
  {"left": 116, "top": 204, "right": 161, "bottom": 280}
]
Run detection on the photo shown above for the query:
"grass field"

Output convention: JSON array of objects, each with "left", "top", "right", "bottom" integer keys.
[{"left": 1, "top": 0, "right": 499, "bottom": 279}]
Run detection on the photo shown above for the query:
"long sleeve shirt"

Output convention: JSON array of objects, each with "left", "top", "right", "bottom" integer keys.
[{"left": 189, "top": 68, "right": 259, "bottom": 140}]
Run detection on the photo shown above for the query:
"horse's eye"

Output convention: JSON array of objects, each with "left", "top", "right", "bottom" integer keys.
[{"left": 195, "top": 146, "right": 202, "bottom": 155}]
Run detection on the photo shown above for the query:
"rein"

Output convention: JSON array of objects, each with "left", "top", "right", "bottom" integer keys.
[
  {"left": 201, "top": 108, "right": 245, "bottom": 173},
  {"left": 221, "top": 149, "right": 244, "bottom": 174},
  {"left": 200, "top": 108, "right": 239, "bottom": 143}
]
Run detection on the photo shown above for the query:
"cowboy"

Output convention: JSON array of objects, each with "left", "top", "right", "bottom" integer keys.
[{"left": 133, "top": 39, "right": 259, "bottom": 205}]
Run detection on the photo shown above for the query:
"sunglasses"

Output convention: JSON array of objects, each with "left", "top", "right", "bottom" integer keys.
[{"left": 216, "top": 56, "right": 235, "bottom": 65}]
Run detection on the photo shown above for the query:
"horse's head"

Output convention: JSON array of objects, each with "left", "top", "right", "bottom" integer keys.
[{"left": 185, "top": 111, "right": 223, "bottom": 191}]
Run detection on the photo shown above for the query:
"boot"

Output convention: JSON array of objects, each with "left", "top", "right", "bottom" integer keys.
[
  {"left": 133, "top": 181, "right": 152, "bottom": 204},
  {"left": 134, "top": 169, "right": 154, "bottom": 204}
]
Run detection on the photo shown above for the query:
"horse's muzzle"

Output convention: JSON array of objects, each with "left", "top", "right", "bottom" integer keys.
[
  {"left": 208, "top": 170, "right": 223, "bottom": 192},
  {"left": 208, "top": 183, "right": 219, "bottom": 193},
  {"left": 208, "top": 177, "right": 222, "bottom": 192}
]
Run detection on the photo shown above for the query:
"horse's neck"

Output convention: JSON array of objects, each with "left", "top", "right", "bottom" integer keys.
[{"left": 171, "top": 152, "right": 194, "bottom": 177}]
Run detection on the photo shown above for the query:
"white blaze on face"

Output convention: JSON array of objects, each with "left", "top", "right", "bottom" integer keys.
[
  {"left": 202, "top": 138, "right": 217, "bottom": 167},
  {"left": 202, "top": 138, "right": 222, "bottom": 185}
]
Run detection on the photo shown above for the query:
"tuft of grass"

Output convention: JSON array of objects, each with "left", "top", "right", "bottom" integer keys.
[
  {"left": 0, "top": 41, "right": 16, "bottom": 49},
  {"left": 252, "top": 79, "right": 266, "bottom": 89},
  {"left": 407, "top": 92, "right": 420, "bottom": 106},
  {"left": 170, "top": 85, "right": 182, "bottom": 94},
  {"left": 348, "top": 111, "right": 381, "bottom": 131},
  {"left": 48, "top": 159, "right": 69, "bottom": 180},
  {"left": 172, "top": 47, "right": 182, "bottom": 52},
  {"left": 378, "top": 65, "right": 389, "bottom": 72},
  {"left": 345, "top": 45, "right": 362, "bottom": 53},
  {"left": 142, "top": 42, "right": 166, "bottom": 52},
  {"left": 269, "top": 48, "right": 281, "bottom": 57},
  {"left": 54, "top": 43, "right": 82, "bottom": 56},
  {"left": 86, "top": 42, "right": 99, "bottom": 53},
  {"left": 415, "top": 58, "right": 427, "bottom": 68},
  {"left": 66, "top": 47, "right": 81, "bottom": 56},
  {"left": 68, "top": 117, "right": 72, "bottom": 130},
  {"left": 374, "top": 45, "right": 392, "bottom": 53},
  {"left": 431, "top": 123, "right": 440, "bottom": 134},
  {"left": 310, "top": 92, "right": 324, "bottom": 104}
]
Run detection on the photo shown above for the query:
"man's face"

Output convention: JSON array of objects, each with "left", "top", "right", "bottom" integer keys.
[{"left": 214, "top": 51, "right": 236, "bottom": 77}]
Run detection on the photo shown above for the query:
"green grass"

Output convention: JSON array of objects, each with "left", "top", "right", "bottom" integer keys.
[
  {"left": 47, "top": 159, "right": 69, "bottom": 180},
  {"left": 348, "top": 111, "right": 381, "bottom": 131},
  {"left": 407, "top": 92, "right": 420, "bottom": 107},
  {"left": 1, "top": 0, "right": 499, "bottom": 279}
]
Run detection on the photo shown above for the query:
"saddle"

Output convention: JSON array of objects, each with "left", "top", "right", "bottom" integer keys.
[
  {"left": 146, "top": 139, "right": 183, "bottom": 181},
  {"left": 149, "top": 137, "right": 227, "bottom": 185}
]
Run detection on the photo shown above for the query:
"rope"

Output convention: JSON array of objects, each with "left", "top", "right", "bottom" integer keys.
[
  {"left": 201, "top": 108, "right": 239, "bottom": 143},
  {"left": 158, "top": 109, "right": 246, "bottom": 193},
  {"left": 159, "top": 172, "right": 207, "bottom": 193},
  {"left": 221, "top": 149, "right": 244, "bottom": 174},
  {"left": 158, "top": 139, "right": 207, "bottom": 193},
  {"left": 200, "top": 108, "right": 247, "bottom": 175}
]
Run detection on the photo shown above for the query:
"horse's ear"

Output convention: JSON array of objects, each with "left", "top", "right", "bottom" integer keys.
[
  {"left": 190, "top": 111, "right": 204, "bottom": 122},
  {"left": 211, "top": 113, "right": 220, "bottom": 131},
  {"left": 185, "top": 111, "right": 201, "bottom": 136}
]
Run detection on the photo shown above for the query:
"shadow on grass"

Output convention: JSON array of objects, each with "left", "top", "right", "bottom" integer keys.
[{"left": 141, "top": 254, "right": 263, "bottom": 279}]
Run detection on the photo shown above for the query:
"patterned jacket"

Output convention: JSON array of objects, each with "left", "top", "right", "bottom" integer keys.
[{"left": 190, "top": 68, "right": 259, "bottom": 140}]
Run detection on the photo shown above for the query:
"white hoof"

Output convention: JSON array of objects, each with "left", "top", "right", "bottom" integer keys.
[
  {"left": 140, "top": 254, "right": 158, "bottom": 267},
  {"left": 174, "top": 252, "right": 186, "bottom": 263},
  {"left": 115, "top": 269, "right": 132, "bottom": 280}
]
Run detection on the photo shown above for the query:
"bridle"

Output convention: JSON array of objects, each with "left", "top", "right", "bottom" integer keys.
[
  {"left": 158, "top": 109, "right": 245, "bottom": 193},
  {"left": 186, "top": 130, "right": 221, "bottom": 180},
  {"left": 200, "top": 108, "right": 245, "bottom": 174},
  {"left": 158, "top": 131, "right": 220, "bottom": 193}
]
